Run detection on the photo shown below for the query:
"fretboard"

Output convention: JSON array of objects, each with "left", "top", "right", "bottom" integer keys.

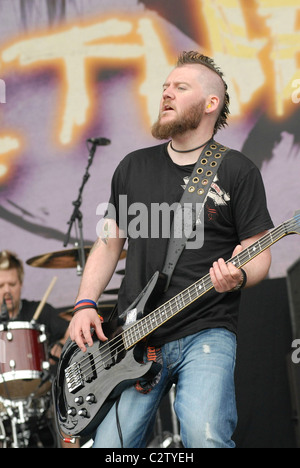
[{"left": 122, "top": 216, "right": 298, "bottom": 350}]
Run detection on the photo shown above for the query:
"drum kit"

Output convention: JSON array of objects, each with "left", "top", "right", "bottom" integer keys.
[
  {"left": 0, "top": 245, "right": 123, "bottom": 448},
  {"left": 0, "top": 244, "right": 182, "bottom": 448},
  {"left": 0, "top": 321, "right": 52, "bottom": 448}
]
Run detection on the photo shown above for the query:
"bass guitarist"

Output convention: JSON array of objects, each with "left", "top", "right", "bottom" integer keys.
[{"left": 68, "top": 51, "right": 273, "bottom": 448}]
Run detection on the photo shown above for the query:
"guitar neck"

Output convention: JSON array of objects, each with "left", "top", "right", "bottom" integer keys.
[{"left": 122, "top": 218, "right": 293, "bottom": 350}]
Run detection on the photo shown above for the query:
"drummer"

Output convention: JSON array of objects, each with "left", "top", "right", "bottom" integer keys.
[{"left": 0, "top": 250, "right": 69, "bottom": 363}]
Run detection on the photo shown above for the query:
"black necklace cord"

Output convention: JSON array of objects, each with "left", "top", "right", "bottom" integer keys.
[{"left": 170, "top": 137, "right": 213, "bottom": 154}]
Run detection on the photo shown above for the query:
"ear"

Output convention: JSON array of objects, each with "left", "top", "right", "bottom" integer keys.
[{"left": 206, "top": 96, "right": 219, "bottom": 114}]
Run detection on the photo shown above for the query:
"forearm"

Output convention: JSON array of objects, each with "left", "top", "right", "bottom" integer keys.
[
  {"left": 76, "top": 235, "right": 125, "bottom": 303},
  {"left": 69, "top": 221, "right": 126, "bottom": 351},
  {"left": 77, "top": 245, "right": 112, "bottom": 301}
]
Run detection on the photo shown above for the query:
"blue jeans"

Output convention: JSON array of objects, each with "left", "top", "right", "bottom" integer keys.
[{"left": 93, "top": 328, "right": 237, "bottom": 448}]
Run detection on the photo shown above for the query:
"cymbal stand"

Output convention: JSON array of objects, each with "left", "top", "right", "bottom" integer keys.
[
  {"left": 5, "top": 401, "right": 30, "bottom": 448},
  {"left": 0, "top": 417, "right": 7, "bottom": 448}
]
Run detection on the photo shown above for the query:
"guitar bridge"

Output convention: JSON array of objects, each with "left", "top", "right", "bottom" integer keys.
[
  {"left": 65, "top": 353, "right": 97, "bottom": 394},
  {"left": 65, "top": 361, "right": 84, "bottom": 393}
]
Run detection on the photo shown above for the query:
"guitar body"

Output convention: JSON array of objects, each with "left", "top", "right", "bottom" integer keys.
[{"left": 53, "top": 271, "right": 163, "bottom": 437}]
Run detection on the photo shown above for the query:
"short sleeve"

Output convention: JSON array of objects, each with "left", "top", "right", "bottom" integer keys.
[{"left": 231, "top": 164, "right": 274, "bottom": 241}]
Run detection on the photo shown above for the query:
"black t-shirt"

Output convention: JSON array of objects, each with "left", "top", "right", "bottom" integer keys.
[{"left": 105, "top": 142, "right": 274, "bottom": 345}]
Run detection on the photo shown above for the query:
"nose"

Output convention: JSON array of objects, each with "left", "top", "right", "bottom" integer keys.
[
  {"left": 162, "top": 84, "right": 175, "bottom": 100},
  {"left": 3, "top": 284, "right": 11, "bottom": 296}
]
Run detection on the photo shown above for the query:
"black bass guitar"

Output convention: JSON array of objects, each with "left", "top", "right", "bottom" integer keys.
[{"left": 53, "top": 211, "right": 300, "bottom": 441}]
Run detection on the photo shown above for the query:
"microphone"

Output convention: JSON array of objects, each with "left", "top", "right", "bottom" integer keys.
[
  {"left": 86, "top": 137, "right": 111, "bottom": 146},
  {"left": 0, "top": 298, "right": 9, "bottom": 323}
]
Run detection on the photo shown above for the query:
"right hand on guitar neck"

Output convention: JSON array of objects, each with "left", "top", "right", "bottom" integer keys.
[{"left": 69, "top": 309, "right": 108, "bottom": 352}]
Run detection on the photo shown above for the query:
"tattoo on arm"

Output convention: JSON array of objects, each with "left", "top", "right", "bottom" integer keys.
[
  {"left": 101, "top": 221, "right": 110, "bottom": 245},
  {"left": 90, "top": 222, "right": 110, "bottom": 254}
]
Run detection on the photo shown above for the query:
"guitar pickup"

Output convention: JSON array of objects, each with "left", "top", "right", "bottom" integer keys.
[{"left": 84, "top": 353, "right": 97, "bottom": 383}]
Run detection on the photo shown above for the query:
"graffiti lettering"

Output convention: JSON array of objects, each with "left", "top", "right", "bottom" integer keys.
[
  {"left": 1, "top": 16, "right": 172, "bottom": 145},
  {"left": 195, "top": 0, "right": 300, "bottom": 117},
  {"left": 0, "top": 6, "right": 299, "bottom": 152},
  {"left": 258, "top": 1, "right": 300, "bottom": 115},
  {"left": 196, "top": 0, "right": 267, "bottom": 116},
  {"left": 0, "top": 136, "right": 20, "bottom": 180}
]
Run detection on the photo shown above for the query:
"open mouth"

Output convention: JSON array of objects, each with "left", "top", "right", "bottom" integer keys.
[
  {"left": 162, "top": 104, "right": 175, "bottom": 114},
  {"left": 163, "top": 104, "right": 174, "bottom": 111}
]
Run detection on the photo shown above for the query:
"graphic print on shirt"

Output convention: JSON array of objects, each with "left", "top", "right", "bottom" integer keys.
[
  {"left": 181, "top": 174, "right": 230, "bottom": 227},
  {"left": 181, "top": 175, "right": 230, "bottom": 206},
  {"left": 209, "top": 175, "right": 230, "bottom": 207},
  {"left": 181, "top": 176, "right": 190, "bottom": 190}
]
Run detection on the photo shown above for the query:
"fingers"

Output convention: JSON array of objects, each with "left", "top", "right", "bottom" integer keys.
[
  {"left": 231, "top": 244, "right": 243, "bottom": 257},
  {"left": 210, "top": 245, "right": 244, "bottom": 293},
  {"left": 69, "top": 309, "right": 107, "bottom": 352},
  {"left": 94, "top": 317, "right": 108, "bottom": 343}
]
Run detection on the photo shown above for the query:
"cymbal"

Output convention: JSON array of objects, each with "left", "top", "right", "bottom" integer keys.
[{"left": 27, "top": 247, "right": 126, "bottom": 269}]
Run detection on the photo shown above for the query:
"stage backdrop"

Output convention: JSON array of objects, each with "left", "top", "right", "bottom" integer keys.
[{"left": 0, "top": 0, "right": 299, "bottom": 309}]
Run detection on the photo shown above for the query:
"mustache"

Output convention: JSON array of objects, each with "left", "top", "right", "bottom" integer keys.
[{"left": 3, "top": 293, "right": 13, "bottom": 301}]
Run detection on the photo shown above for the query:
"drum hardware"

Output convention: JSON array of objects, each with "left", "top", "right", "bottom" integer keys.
[
  {"left": 0, "top": 394, "right": 53, "bottom": 448},
  {"left": 39, "top": 330, "right": 48, "bottom": 344},
  {"left": 0, "top": 417, "right": 7, "bottom": 448},
  {"left": 42, "top": 361, "right": 50, "bottom": 372},
  {"left": 6, "top": 332, "right": 13, "bottom": 341},
  {"left": 9, "top": 360, "right": 16, "bottom": 370}
]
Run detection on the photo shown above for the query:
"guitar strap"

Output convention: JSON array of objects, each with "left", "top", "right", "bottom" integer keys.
[{"left": 161, "top": 139, "right": 230, "bottom": 292}]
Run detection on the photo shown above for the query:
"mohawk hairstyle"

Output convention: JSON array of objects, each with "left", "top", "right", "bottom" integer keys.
[{"left": 176, "top": 51, "right": 230, "bottom": 134}]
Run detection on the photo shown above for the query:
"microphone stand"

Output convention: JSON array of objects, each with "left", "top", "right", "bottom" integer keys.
[{"left": 64, "top": 141, "right": 98, "bottom": 276}]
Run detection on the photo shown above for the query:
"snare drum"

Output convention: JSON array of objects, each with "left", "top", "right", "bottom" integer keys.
[{"left": 0, "top": 322, "right": 49, "bottom": 400}]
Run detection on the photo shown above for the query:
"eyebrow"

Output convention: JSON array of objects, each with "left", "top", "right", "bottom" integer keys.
[{"left": 163, "top": 81, "right": 191, "bottom": 89}]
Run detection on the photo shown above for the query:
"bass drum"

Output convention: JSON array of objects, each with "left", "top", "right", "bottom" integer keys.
[{"left": 0, "top": 321, "right": 50, "bottom": 400}]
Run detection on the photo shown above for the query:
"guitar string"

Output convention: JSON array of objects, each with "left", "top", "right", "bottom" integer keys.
[{"left": 72, "top": 220, "right": 294, "bottom": 383}]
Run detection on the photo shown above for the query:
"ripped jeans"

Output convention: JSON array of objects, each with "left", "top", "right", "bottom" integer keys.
[{"left": 93, "top": 328, "right": 237, "bottom": 448}]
